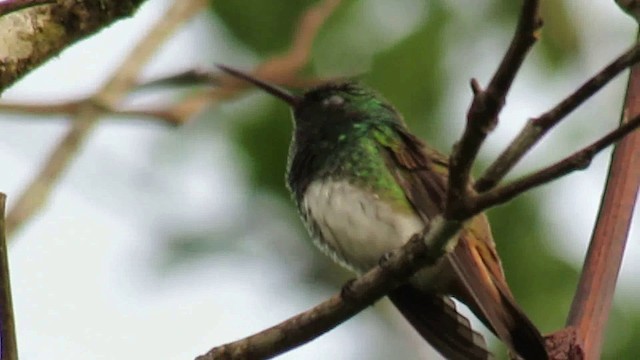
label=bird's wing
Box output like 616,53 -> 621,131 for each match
376,126 -> 547,360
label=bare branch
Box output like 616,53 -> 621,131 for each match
0,100 -> 82,115
0,99 -> 186,126
137,69 -> 222,89
566,32 -> 640,359
470,113 -> 640,212
0,193 -> 17,360
476,41 -> 640,191
544,327 -> 584,360
446,0 -> 541,217
0,0 -> 53,17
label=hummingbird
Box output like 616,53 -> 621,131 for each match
218,65 -> 548,360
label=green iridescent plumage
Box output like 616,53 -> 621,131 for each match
287,82 -> 415,211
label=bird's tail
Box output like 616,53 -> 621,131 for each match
388,285 -> 494,360
449,233 -> 548,360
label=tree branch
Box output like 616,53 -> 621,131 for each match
0,0 -> 149,92
446,0 -> 542,217
0,70 -> 326,126
565,27 -> 640,359
0,193 -> 17,360
470,113 -> 640,212
0,0 -> 53,17
476,41 -> 640,191
0,98 -> 186,126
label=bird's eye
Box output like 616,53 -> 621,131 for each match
322,95 -> 344,107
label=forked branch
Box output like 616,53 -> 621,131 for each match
477,41 -> 640,191
446,0 -> 542,216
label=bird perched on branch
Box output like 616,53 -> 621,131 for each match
218,65 -> 548,360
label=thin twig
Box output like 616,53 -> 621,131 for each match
139,68 -> 326,90
0,0 -> 53,17
217,0 -> 343,93
566,29 -> 640,359
470,114 -> 640,212
0,100 -> 81,115
0,0 -> 342,131
0,70 -> 327,126
120,0 -> 345,133
446,0 -> 541,217
0,99 -> 185,126
137,69 -> 221,89
0,193 -> 17,360
5,0 -> 207,238
476,41 -> 640,191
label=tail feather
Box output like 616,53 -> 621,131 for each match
495,280 -> 548,360
449,248 -> 548,360
388,285 -> 494,360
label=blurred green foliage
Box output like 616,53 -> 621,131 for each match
179,0 -> 638,358
365,2 -> 449,137
213,0 -> 319,55
232,100 -> 293,198
489,0 -> 581,67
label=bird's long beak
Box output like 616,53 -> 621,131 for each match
217,64 -> 301,107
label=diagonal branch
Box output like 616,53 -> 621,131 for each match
476,41 -> 640,191
0,70 -> 326,126
0,193 -> 17,360
0,99 -> 187,126
0,0 -> 53,17
446,0 -> 542,217
565,28 -> 640,359
0,0 -> 342,131
470,114 -> 640,212
216,0 -> 343,92
4,0 -> 207,238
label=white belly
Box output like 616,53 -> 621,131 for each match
302,179 -> 425,273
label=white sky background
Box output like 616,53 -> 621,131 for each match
0,0 -> 638,359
